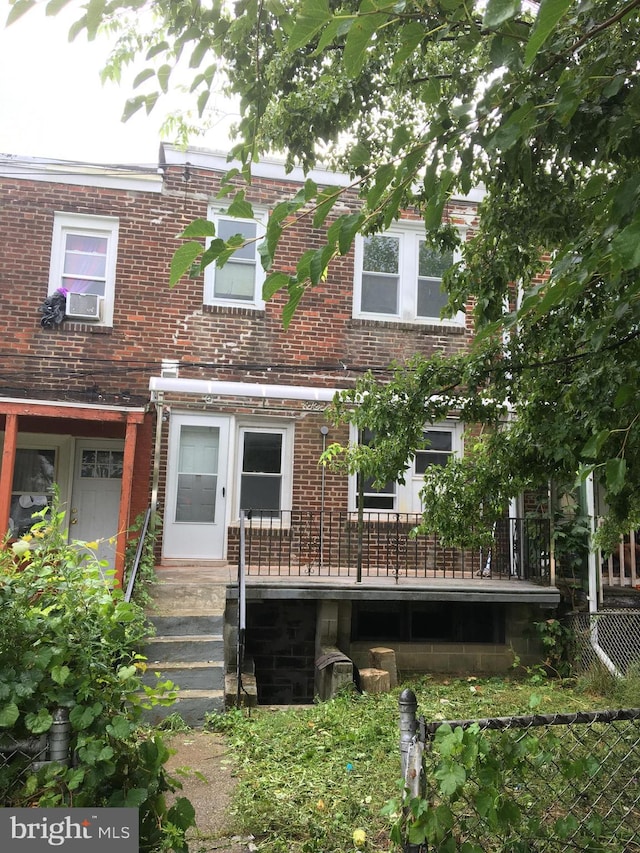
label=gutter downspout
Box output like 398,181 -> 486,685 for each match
585,473 -> 621,677
150,392 -> 165,532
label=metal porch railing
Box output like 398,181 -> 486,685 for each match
230,513 -> 551,583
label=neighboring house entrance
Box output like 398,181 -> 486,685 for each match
163,414 -> 230,560
71,440 -> 125,568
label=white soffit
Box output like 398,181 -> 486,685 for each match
149,376 -> 343,402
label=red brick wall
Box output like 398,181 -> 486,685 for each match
0,163 -> 475,404
1,157 -> 481,560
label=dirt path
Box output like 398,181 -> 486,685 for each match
165,730 -> 252,853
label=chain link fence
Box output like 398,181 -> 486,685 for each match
569,610 -> 640,676
400,693 -> 640,852
0,709 -> 70,801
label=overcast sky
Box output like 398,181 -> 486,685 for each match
0,0 -> 237,165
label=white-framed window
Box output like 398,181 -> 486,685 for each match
353,224 -> 464,325
236,424 -> 293,519
204,208 -> 267,309
48,212 -> 119,326
350,422 -> 462,513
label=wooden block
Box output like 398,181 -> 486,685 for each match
369,646 -> 398,688
359,667 -> 391,694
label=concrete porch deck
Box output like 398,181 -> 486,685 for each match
153,564 -> 560,605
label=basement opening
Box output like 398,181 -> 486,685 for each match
245,600 -> 317,705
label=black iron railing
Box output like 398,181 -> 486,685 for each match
233,512 -> 551,583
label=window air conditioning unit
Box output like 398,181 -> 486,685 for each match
66,292 -> 101,320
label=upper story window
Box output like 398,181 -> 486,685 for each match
204,209 -> 267,309
353,225 -> 463,325
49,212 -> 119,326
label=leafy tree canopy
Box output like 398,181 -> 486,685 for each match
8,0 -> 640,547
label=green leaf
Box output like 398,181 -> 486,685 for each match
189,38 -> 210,68
283,284 -> 305,329
200,239 -> 226,271
51,664 -> 71,685
487,103 -> 535,153
391,22 -> 425,72
146,40 -> 169,60
315,16 -> 347,53
605,457 -> 627,495
614,384 -> 635,409
343,9 -> 380,78
0,702 -> 19,728
169,242 -> 204,286
85,0 -> 107,40
122,787 -> 150,808
167,797 -> 196,832
313,186 -> 342,228
180,219 -> 216,238
435,760 -> 466,795
611,214 -> 640,270
582,430 -> 610,459
309,245 -> 335,285
69,702 -> 102,730
524,0 -> 572,68
6,0 -> 36,25
157,64 -> 172,94
133,68 -> 155,89
263,272 -> 290,300
106,715 -> 133,739
25,708 -> 53,734
117,665 -> 137,682
197,89 -> 210,119
227,193 -> 254,219
122,96 -> 146,121
288,0 -> 331,52
349,142 -> 371,169
482,0 -> 521,30
45,0 -> 74,15
327,212 -> 364,256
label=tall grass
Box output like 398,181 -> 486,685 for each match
205,675 -> 625,853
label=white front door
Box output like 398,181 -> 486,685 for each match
71,440 -> 124,568
163,414 -> 230,560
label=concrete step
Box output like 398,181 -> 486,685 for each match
144,635 -> 224,663
148,579 -> 228,617
142,661 -> 224,691
147,614 -> 224,636
225,672 -> 258,708
143,689 -> 225,727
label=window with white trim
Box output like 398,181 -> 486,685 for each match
350,422 -> 462,513
353,225 -> 463,325
204,209 -> 267,308
49,212 -> 119,326
237,424 -> 293,519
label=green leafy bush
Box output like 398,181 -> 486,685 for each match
0,504 -> 195,851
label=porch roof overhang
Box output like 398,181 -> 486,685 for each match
0,397 -> 147,422
149,376 -> 343,403
0,397 -> 147,588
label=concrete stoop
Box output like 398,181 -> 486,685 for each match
141,571 -> 231,727
224,659 -> 259,708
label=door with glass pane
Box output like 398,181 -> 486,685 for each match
9,448 -> 57,538
163,415 -> 230,560
71,440 -> 124,568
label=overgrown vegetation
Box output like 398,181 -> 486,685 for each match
124,510 -> 159,607
0,504 -> 195,851
206,675 -> 633,853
